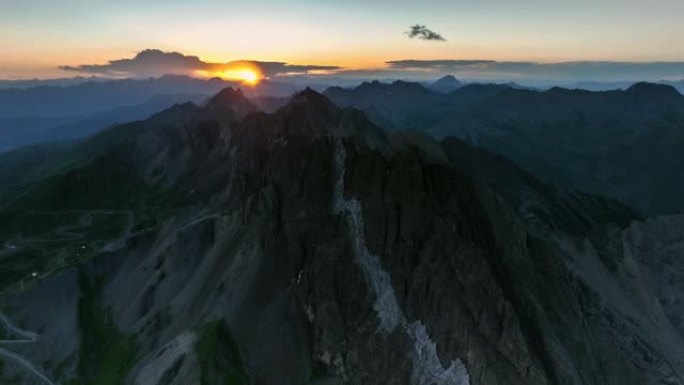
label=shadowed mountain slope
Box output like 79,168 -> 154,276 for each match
0,89 -> 681,385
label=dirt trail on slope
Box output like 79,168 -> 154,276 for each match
0,310 -> 57,385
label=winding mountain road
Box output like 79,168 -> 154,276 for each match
0,209 -> 138,384
0,310 -> 57,385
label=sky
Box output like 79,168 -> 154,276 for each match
2,0 -> 684,81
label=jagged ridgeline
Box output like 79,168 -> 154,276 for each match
0,87 -> 682,385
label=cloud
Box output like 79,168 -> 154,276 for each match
405,25 -> 446,41
57,49 -> 684,84
244,61 -> 341,77
60,49 -> 342,78
386,59 -> 684,81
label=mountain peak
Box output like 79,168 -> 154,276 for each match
627,82 -> 681,98
290,87 -> 330,101
287,87 -> 338,114
253,87 -> 387,148
390,80 -> 429,91
203,87 -> 256,122
356,80 -> 384,91
429,75 -> 462,92
353,80 -> 431,94
208,87 -> 246,104
434,75 -> 461,86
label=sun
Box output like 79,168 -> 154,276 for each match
216,68 -> 261,85
234,69 -> 259,85
195,65 -> 262,85
215,67 -> 262,85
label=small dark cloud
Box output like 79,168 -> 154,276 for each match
405,25 -> 446,41
60,49 -> 342,78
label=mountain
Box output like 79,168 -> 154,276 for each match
0,75 -> 231,117
325,82 -> 514,132
0,75 -> 231,153
0,93 -> 209,152
0,76 -> 109,90
0,75 -> 309,152
662,79 -> 684,94
560,80 -> 684,93
561,80 -> 634,91
428,75 -> 462,93
0,88 -> 683,385
251,95 -> 292,113
325,81 -> 442,131
0,141 -> 76,202
325,81 -> 684,216
0,75 -> 305,118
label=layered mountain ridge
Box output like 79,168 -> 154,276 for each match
325,80 -> 684,216
0,87 -> 682,385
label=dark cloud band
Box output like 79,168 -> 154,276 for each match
60,49 -> 342,78
386,59 -> 684,80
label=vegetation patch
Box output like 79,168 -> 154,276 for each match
194,320 -> 249,385
66,272 -> 137,385
0,210 -> 132,295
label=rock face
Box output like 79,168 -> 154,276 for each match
0,88 -> 683,385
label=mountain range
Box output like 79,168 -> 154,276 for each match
325,80 -> 684,216
0,75 -> 313,152
0,86 -> 683,385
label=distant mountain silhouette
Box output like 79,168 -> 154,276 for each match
0,93 -> 209,152
325,80 -> 684,216
626,81 -> 682,99
0,76 -> 109,90
0,75 -> 310,152
561,79 -> 684,93
428,75 -> 462,92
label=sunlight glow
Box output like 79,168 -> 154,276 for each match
220,68 -> 260,84
195,64 -> 263,85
